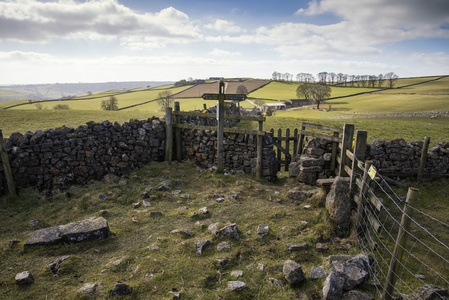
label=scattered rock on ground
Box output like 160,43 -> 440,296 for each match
170,228 -> 194,237
225,281 -> 248,291
414,284 -> 448,300
287,242 -> 308,253
109,282 -> 132,297
219,223 -> 240,240
257,224 -> 269,239
231,270 -> 243,278
283,260 -> 305,287
77,283 -> 100,296
195,240 -> 211,255
25,217 -> 109,246
217,241 -> 232,251
342,290 -> 375,300
15,271 -> 34,285
323,273 -> 344,300
325,177 -> 351,237
287,187 -> 316,201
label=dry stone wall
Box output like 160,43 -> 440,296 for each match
366,138 -> 449,175
0,114 -> 278,194
1,118 -> 166,194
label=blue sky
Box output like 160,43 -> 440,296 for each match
0,0 -> 448,84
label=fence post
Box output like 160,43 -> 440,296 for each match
165,107 -> 173,162
330,131 -> 339,172
296,123 -> 306,155
0,130 -> 17,197
216,81 -> 225,174
417,136 -> 430,181
350,130 -> 367,194
285,128 -> 290,171
174,102 -> 182,162
256,120 -> 263,179
293,128 -> 298,157
355,160 -> 372,232
338,123 -> 355,177
277,128 -> 282,171
382,187 -> 419,300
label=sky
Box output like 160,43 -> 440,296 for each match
0,0 -> 448,85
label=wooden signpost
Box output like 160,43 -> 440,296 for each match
201,81 -> 247,174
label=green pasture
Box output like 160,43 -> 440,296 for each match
382,76 -> 449,94
249,81 -> 380,101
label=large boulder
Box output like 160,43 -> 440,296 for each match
325,177 -> 351,237
323,273 -> 344,300
25,217 -> 109,246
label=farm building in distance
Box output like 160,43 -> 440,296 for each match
284,99 -> 312,109
261,103 -> 286,111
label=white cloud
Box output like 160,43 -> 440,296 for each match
0,0 -> 201,46
408,52 -> 449,66
208,48 -> 240,57
204,19 -> 243,34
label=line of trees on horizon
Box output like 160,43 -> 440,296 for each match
272,71 -> 399,89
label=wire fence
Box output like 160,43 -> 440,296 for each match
353,156 -> 449,299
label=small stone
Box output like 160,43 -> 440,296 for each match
257,263 -> 267,271
195,240 -> 211,255
149,211 -> 163,217
170,228 -> 194,237
287,242 -> 309,253
174,181 -> 185,188
219,223 -> 240,240
310,267 -> 327,279
132,202 -> 141,208
323,274 -> 344,300
415,274 -> 426,280
9,240 -> 19,247
140,192 -> 150,199
257,224 -> 269,239
414,284 -> 448,300
99,210 -> 108,216
98,193 -> 109,201
231,270 -> 243,278
199,207 -> 209,214
109,282 -> 132,297
15,271 -> 34,285
225,281 -> 248,292
342,290 -> 375,300
303,205 -> 312,210
147,244 -> 160,251
181,194 -> 190,199
156,180 -> 171,191
216,197 -> 225,203
142,200 -> 151,207
268,278 -> 285,288
78,283 -> 99,295
316,243 -> 329,252
217,241 -> 232,251
216,258 -> 229,266
28,219 -> 40,229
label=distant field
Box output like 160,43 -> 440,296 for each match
174,79 -> 270,98
249,81 -> 380,101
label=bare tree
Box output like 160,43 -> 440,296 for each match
101,96 -> 118,111
317,72 -> 328,84
158,90 -> 173,110
377,74 -> 385,88
329,72 -> 337,85
385,72 -> 399,88
369,75 -> 378,88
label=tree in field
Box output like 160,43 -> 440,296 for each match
101,96 -> 118,111
296,83 -> 311,100
236,85 -> 248,94
309,84 -> 331,109
377,74 -> 385,88
158,90 -> 173,110
385,72 -> 399,88
317,72 -> 328,84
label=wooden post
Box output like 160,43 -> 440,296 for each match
216,81 -> 225,174
285,128 -> 290,171
350,130 -> 367,194
277,128 -> 282,171
330,131 -> 339,172
203,103 -> 207,111
174,102 -> 182,162
256,120 -> 263,179
293,128 -> 298,157
382,187 -> 419,300
165,107 -> 173,162
355,160 -> 373,232
417,136 -> 430,181
296,123 -> 306,155
338,124 -> 355,177
0,130 -> 17,197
